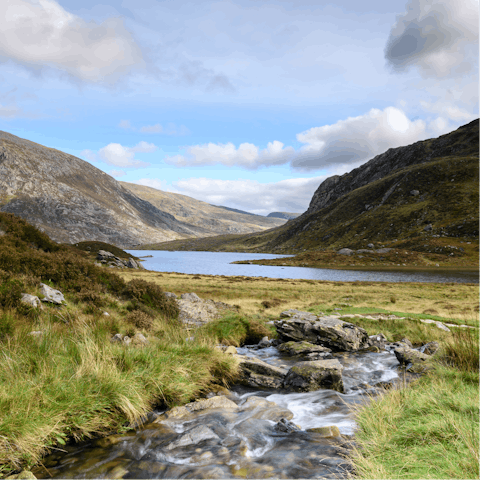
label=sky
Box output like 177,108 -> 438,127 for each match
0,0 -> 478,216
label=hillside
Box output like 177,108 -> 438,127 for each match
139,120 -> 479,267
121,182 -> 285,235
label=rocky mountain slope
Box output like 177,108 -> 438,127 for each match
0,132 -> 214,246
121,182 -> 285,235
141,119 -> 479,255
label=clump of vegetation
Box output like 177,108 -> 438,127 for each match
198,313 -> 273,346
125,310 -> 154,331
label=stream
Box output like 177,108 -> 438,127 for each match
34,344 -> 405,479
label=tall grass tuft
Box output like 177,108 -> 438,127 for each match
439,327 -> 479,373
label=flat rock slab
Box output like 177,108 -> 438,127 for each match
278,341 -> 332,358
284,359 -> 344,393
275,313 -> 370,352
236,355 -> 287,389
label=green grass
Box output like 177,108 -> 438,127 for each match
197,313 -> 275,346
0,311 -> 237,476
352,328 -> 479,479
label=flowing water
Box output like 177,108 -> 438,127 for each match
35,345 -> 405,479
127,250 -> 479,284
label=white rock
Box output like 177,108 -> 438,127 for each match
40,283 -> 65,305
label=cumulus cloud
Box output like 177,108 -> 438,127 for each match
0,0 -> 144,83
135,176 -> 326,216
165,140 -> 295,169
291,107 -> 428,171
82,141 -> 156,167
385,0 -> 479,78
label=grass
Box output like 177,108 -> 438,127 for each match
118,270 -> 479,326
351,328 -> 479,479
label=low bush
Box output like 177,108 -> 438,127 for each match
125,310 -> 154,331
0,279 -> 23,309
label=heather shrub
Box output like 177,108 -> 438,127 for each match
0,279 -> 23,309
125,310 -> 153,330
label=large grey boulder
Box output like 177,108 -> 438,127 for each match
283,359 -> 344,393
40,283 -> 65,305
236,355 -> 287,389
275,313 -> 370,352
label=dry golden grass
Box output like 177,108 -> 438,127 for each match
118,270 -> 479,325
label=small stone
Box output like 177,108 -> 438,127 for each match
367,243 -> 374,249
164,292 -> 177,299
28,331 -> 43,337
110,333 -> 124,343
424,224 -> 433,231
410,190 -> 420,196
103,311 -> 110,316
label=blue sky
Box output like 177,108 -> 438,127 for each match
0,0 -> 478,215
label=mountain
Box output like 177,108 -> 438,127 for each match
139,119 -> 479,253
121,182 -> 285,235
267,212 -> 301,220
0,132 -> 285,247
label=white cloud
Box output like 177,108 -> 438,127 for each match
165,140 -> 295,169
0,0 -> 144,83
291,107 -> 428,171
135,176 -> 327,216
385,0 -> 479,78
83,141 -> 157,167
109,169 -> 126,177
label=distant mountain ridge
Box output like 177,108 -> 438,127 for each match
121,182 -> 285,235
267,212 -> 301,220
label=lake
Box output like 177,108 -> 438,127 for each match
126,250 -> 479,284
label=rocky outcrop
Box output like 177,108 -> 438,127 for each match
275,311 -> 370,351
97,250 -> 142,269
283,359 -> 344,393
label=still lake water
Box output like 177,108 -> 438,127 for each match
127,250 -> 478,284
